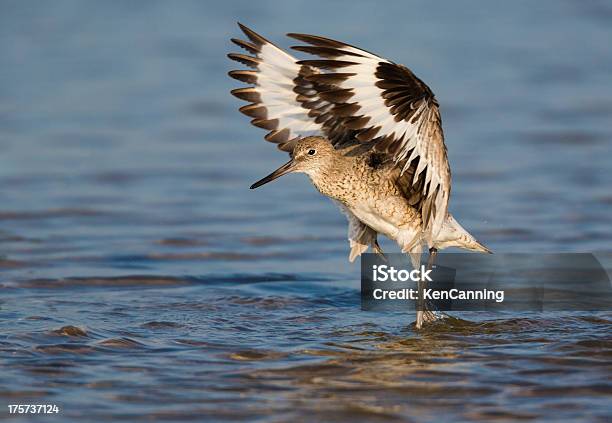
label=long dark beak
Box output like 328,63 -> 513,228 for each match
250,159 -> 296,189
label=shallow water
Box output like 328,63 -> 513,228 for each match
1,1 -> 611,421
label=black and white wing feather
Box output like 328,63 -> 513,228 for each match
288,33 -> 451,240
228,24 -> 356,151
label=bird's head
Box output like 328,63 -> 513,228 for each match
250,136 -> 336,189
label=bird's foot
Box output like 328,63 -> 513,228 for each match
415,246 -> 442,330
415,308 -> 448,329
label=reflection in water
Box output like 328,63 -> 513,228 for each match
1,0 -> 611,421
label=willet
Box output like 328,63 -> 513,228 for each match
228,23 -> 491,328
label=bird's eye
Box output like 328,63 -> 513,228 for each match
307,149 -> 316,156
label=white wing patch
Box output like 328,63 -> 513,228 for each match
228,24 -> 323,151
257,45 -> 320,136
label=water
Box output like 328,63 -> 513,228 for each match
1,1 -> 611,421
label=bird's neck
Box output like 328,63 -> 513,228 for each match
307,157 -> 356,202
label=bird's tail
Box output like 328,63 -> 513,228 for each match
435,214 -> 491,253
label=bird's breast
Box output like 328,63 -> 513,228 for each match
309,162 -> 419,239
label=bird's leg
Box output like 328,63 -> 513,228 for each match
427,246 -> 438,269
416,247 -> 438,329
372,238 -> 387,262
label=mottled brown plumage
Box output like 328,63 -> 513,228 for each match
249,137 -> 489,267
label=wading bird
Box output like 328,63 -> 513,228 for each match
228,23 -> 491,327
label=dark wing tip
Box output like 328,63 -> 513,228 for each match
290,45 -> 342,59
265,128 -> 291,144
251,118 -> 279,130
237,22 -> 270,47
227,53 -> 261,68
296,59 -> 358,70
230,87 -> 262,103
291,45 -> 363,58
227,70 -> 258,84
239,104 -> 267,119
231,38 -> 259,54
287,33 -> 348,49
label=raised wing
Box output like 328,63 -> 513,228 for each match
288,33 -> 451,240
228,23 -> 358,152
